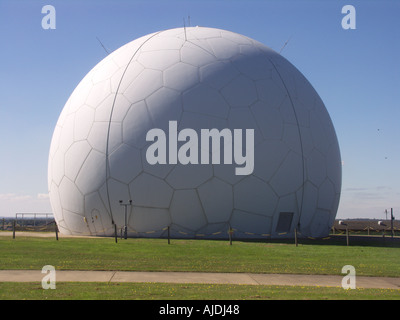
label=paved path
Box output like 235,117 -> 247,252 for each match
1,270 -> 400,289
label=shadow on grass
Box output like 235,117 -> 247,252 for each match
233,234 -> 400,248
164,234 -> 400,248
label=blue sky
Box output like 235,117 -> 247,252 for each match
0,0 -> 399,218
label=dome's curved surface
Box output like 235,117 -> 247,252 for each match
48,27 -> 341,238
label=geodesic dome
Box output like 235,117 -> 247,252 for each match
48,26 -> 341,239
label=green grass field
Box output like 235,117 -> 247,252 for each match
1,234 -> 399,299
1,235 -> 400,276
1,282 -> 400,300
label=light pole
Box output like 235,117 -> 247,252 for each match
391,208 -> 395,238
119,200 -> 132,239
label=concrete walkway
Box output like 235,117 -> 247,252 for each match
1,270 -> 400,289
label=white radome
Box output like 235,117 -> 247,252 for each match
48,27 -> 341,239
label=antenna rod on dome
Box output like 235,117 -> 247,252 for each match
279,36 -> 292,54
96,36 -> 110,54
183,18 -> 187,41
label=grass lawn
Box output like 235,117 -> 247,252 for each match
0,235 -> 400,277
0,234 -> 399,300
1,282 -> 399,300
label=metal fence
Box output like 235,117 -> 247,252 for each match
2,215 -> 399,247
1,213 -> 55,232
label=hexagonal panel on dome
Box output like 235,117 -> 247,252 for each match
140,34 -> 184,51
269,151 -> 303,196
234,176 -> 278,216
253,139 -> 289,183
220,75 -> 257,108
207,37 -> 240,60
199,60 -> 239,90
308,209 -> 331,238
62,209 -> 87,234
64,140 -> 91,182
188,26 -> 222,40
198,177 -> 233,223
114,61 -> 144,93
299,181 -> 319,227
75,149 -> 106,195
231,52 -> 273,81
306,148 -> 327,187
182,83 -> 230,118
50,149 -> 65,186
317,178 -> 336,211
57,113 -> 75,153
255,77 -> 287,109
95,93 -> 130,123
309,111 -> 331,156
85,79 -> 111,109
145,87 -> 183,131
59,177 -> 84,215
230,210 -> 272,235
166,163 -> 213,190
107,122 -> 123,155
129,173 -> 173,208
279,97 -> 298,126
123,68 -> 163,103
326,144 -> 342,194
180,41 -> 216,67
130,207 -> 171,233
170,189 -> 207,231
163,62 -> 199,92
251,100 -> 284,140
227,108 -> 262,145
74,105 -> 95,141
87,121 -> 108,154
109,143 -> 142,184
137,49 -> 180,71
94,94 -> 115,122
49,182 -> 61,219
179,111 -> 228,132
122,100 -> 154,149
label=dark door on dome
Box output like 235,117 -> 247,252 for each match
276,212 -> 294,233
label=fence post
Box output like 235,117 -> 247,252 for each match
12,220 -> 16,239
228,226 -> 233,246
114,224 -> 118,243
55,223 -> 58,241
294,228 -> 298,247
167,226 -> 170,245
